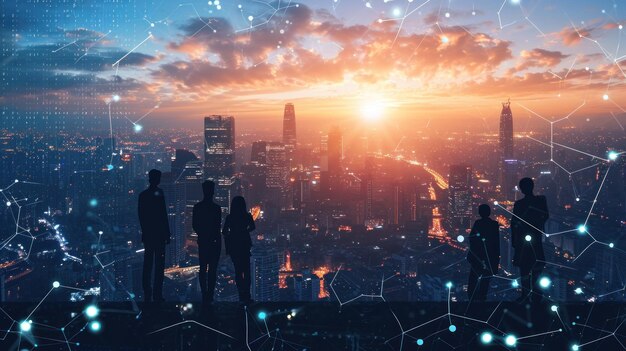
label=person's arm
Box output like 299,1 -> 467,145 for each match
247,214 -> 256,232
160,193 -> 170,244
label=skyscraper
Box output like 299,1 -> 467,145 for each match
322,126 -> 343,193
282,103 -> 296,154
204,115 -> 236,209
448,164 -> 473,229
499,100 -> 517,200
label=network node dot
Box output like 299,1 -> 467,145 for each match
609,243 -> 614,248
85,305 -> 99,318
134,124 -> 143,132
577,225 -> 586,234
5,201 -> 10,207
445,12 -> 450,18
248,15 -> 254,21
539,277 -> 551,289
89,199 -> 98,207
89,321 -> 101,332
457,235 -> 464,243
446,281 -> 453,289
53,281 -> 60,288
603,94 -> 609,101
574,287 -> 583,294
505,335 -> 517,346
551,305 -> 558,312
608,151 -> 619,161
416,339 -> 424,345
258,311 -> 267,320
20,320 -> 32,332
112,94 -> 121,102
512,280 -> 519,288
480,332 -> 493,344
525,235 -> 532,242
572,345 -> 579,351
449,324 -> 456,332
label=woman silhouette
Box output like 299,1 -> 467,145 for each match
223,196 -> 256,303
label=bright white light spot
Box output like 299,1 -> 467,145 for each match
445,12 -> 450,18
20,321 -> 32,332
603,94 -> 609,101
457,235 -> 464,243
89,321 -> 101,332
107,164 -> 114,171
572,345 -> 579,351
481,332 -> 493,344
608,151 -> 619,161
53,281 -> 60,288
539,277 -> 551,289
620,25 -> 623,30
85,305 -> 99,318
360,100 -> 386,122
551,305 -> 558,312
510,0 -> 521,4
365,2 -> 372,8
505,335 -> 517,346
512,280 -> 519,288
575,197 -> 580,202
525,235 -> 532,242
134,124 -> 143,133
441,35 -> 449,43
392,7 -> 402,17
445,281 -> 453,289
609,243 -> 614,248
574,287 -> 583,295
248,15 -> 254,21
5,201 -> 10,207
112,94 -> 120,102
493,201 -> 498,205
577,225 -> 586,234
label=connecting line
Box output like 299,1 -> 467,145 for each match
234,1 -> 301,33
147,320 -> 236,339
585,165 -> 610,225
497,0 -> 518,29
329,265 -> 397,306
111,33 -> 153,73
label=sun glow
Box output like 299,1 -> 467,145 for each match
360,100 -> 387,122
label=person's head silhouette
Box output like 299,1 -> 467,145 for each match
519,177 -> 534,196
230,196 -> 247,216
202,180 -> 215,200
148,169 -> 161,187
478,204 -> 491,218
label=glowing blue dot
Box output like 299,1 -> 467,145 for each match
134,124 -> 143,132
248,15 -> 254,21
457,235 -> 465,243
480,332 -> 493,344
572,345 -> 579,351
446,281 -> 453,289
609,243 -> 614,248
505,335 -> 517,346
551,305 -> 558,312
416,339 -> 424,345
577,225 -> 586,234
257,311 -> 267,320
89,199 -> 98,207
449,324 -> 456,332
608,151 -> 619,161
512,280 -> 519,288
574,287 -> 583,294
20,321 -> 32,332
53,281 -> 60,288
539,277 -> 551,289
525,235 -> 532,242
107,164 -> 114,171
85,305 -> 99,318
89,321 -> 101,332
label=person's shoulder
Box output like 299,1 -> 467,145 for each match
211,202 -> 221,211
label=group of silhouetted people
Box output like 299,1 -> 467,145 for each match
139,169 -> 549,304
466,177 -> 549,303
138,169 -> 255,304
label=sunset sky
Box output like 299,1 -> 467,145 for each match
1,0 -> 625,132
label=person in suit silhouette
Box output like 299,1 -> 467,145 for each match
192,181 -> 222,303
223,196 -> 255,303
511,177 -> 549,302
138,169 -> 170,302
467,204 -> 500,301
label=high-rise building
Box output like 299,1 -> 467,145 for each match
282,103 -> 296,155
183,159 -> 204,254
161,172 -> 186,267
204,115 -> 236,209
265,142 -> 287,189
322,126 -> 343,193
171,149 -> 198,181
499,100 -> 516,200
251,247 -> 280,301
251,141 -> 268,164
448,164 -> 473,229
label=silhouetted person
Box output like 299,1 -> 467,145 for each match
192,181 -> 222,303
138,169 -> 171,303
223,196 -> 255,303
467,204 -> 500,301
511,177 -> 549,302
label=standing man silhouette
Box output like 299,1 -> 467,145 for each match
138,169 -> 171,303
467,204 -> 500,301
192,181 -> 222,303
511,177 -> 549,302
223,196 -> 255,304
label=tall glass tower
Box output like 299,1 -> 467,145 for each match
204,115 -> 236,209
282,103 -> 296,154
